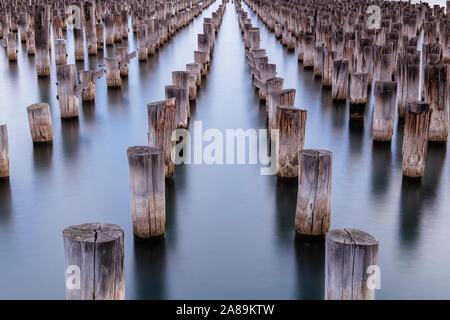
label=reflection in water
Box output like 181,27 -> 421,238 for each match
37,76 -> 51,102
61,118 -> 80,160
330,100 -> 346,131
394,120 -> 405,168
133,240 -> 167,300
294,239 -> 325,300
348,120 -> 364,157
371,142 -> 392,199
399,177 -> 423,248
82,101 -> 96,123
0,179 -> 12,223
275,179 -> 297,245
422,143 -> 446,201
32,142 -> 53,171
165,177 -> 177,237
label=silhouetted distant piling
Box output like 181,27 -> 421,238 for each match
325,229 -> 378,300
127,146 -> 165,240
27,103 -> 53,143
295,150 -> 332,238
63,223 -> 125,300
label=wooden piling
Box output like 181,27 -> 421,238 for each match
0,124 -> 9,178
402,101 -> 432,178
56,64 -> 79,118
276,106 -> 307,179
268,89 -> 296,133
137,24 -> 148,61
325,228 -> 378,300
27,103 -> 53,143
372,81 -> 397,142
105,57 -> 122,87
96,23 -> 104,50
322,50 -> 336,87
127,146 -> 165,240
147,99 -> 177,178
349,72 -> 369,119
63,223 -> 125,300
54,39 -> 67,66
332,59 -> 349,101
186,63 -> 202,86
295,149 -> 332,238
35,5 -> 50,76
165,85 -> 188,129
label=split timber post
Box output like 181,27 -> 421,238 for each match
116,47 -> 129,76
402,101 -> 432,178
325,229 -> 378,300
268,89 -> 296,134
105,57 -> 122,87
331,59 -> 349,101
104,13 -> 114,46
77,69 -> 104,101
165,85 -> 188,129
63,223 -> 125,300
56,64 -> 79,118
35,4 -> 50,76
127,146 -> 165,240
147,98 -> 177,178
303,33 -> 314,68
27,103 -> 53,143
26,30 -> 35,55
0,124 -> 9,178
349,73 -> 369,119
276,106 -> 307,179
372,81 -> 397,142
295,149 -> 332,238
313,45 -> 324,77
194,51 -> 209,76
423,63 -> 449,142
54,39 -> 68,66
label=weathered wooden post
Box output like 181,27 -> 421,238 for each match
0,124 -> 8,179
265,77 -> 284,114
172,71 -> 191,116
5,32 -> 18,61
74,23 -> 85,61
303,33 -> 314,68
402,101 -> 432,178
56,64 -> 79,118
104,13 -> 115,45
295,149 -> 332,238
105,57 -> 122,87
84,1 -> 98,54
114,12 -> 123,42
63,223 -> 125,300
26,30 -> 35,55
325,229 -> 378,300
322,50 -> 336,87
35,5 -> 50,76
332,59 -> 349,100
147,98 -> 177,178
27,103 -> 53,143
314,45 -> 324,77
127,146 -> 166,240
18,12 -> 28,42
54,39 -> 68,66
165,85 -> 189,129
268,89 -> 296,133
372,81 -> 397,142
349,73 -> 369,119
96,23 -> 104,50
186,63 -> 202,86
276,106 -> 307,179
137,24 -> 148,60
194,51 -> 209,76
423,63 -> 449,142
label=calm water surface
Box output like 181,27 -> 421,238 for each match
0,1 -> 449,299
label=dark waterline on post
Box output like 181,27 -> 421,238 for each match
0,1 -> 449,299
